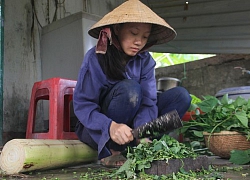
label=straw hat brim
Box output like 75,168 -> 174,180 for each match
88,0 -> 177,45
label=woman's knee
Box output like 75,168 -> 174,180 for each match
157,86 -> 191,117
174,86 -> 192,104
115,79 -> 142,103
101,79 -> 142,124
158,86 -> 191,103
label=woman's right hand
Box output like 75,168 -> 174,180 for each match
109,121 -> 134,145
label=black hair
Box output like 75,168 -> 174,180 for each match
97,44 -> 127,81
97,24 -> 129,82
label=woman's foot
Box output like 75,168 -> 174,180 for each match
100,150 -> 126,167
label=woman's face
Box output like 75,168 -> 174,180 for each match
114,23 -> 152,56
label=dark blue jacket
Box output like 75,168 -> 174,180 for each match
73,46 -> 157,158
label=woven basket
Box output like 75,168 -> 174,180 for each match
203,131 -> 250,159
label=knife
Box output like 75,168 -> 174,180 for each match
131,110 -> 182,139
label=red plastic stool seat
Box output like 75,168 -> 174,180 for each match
26,77 -> 78,140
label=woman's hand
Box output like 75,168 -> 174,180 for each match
109,121 -> 134,145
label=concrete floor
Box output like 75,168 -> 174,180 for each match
0,156 -> 249,180
208,156 -> 250,180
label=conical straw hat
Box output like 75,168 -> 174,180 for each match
88,0 -> 176,45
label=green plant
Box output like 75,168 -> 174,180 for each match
107,135 -> 230,179
230,149 -> 250,165
180,94 -> 250,141
190,94 -> 202,105
150,52 -> 215,68
111,135 -> 198,179
180,94 -> 250,165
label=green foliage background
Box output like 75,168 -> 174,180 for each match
150,52 -> 215,68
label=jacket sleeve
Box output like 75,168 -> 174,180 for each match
73,48 -> 112,156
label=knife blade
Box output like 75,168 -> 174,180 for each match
131,110 -> 182,139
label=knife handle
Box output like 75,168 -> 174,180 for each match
131,129 -> 139,139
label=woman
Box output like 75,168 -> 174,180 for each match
73,0 -> 191,167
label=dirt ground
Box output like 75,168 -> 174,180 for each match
0,156 -> 249,180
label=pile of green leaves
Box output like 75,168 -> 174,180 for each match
180,94 -> 250,141
111,135 -> 199,179
69,135 -> 226,179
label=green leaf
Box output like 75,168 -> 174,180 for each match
234,96 -> 247,106
170,146 -> 181,153
172,172 -> 177,180
193,130 -> 204,137
196,97 -> 218,113
190,141 -> 201,148
179,126 -> 189,133
247,99 -> 250,108
235,111 -> 249,127
220,94 -> 229,105
137,162 -> 151,171
179,167 -> 189,174
229,150 -> 250,165
114,158 -> 133,176
153,142 -> 162,151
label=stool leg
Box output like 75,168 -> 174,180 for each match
63,94 -> 71,132
26,86 -> 50,139
26,90 -> 37,138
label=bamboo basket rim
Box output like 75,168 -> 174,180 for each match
203,131 -> 245,136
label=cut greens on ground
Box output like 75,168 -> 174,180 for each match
110,135 -> 220,179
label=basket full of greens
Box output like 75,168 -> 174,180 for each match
180,94 -> 250,159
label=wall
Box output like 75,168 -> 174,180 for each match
2,0 -> 123,145
3,0 -> 41,143
155,54 -> 250,99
